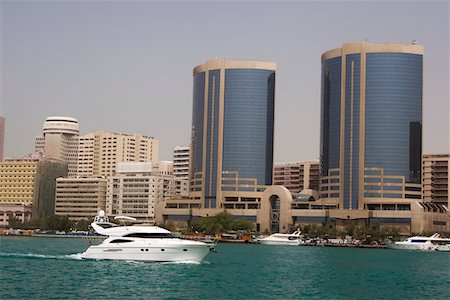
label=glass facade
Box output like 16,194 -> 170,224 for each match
191,72 -> 205,182
204,70 -> 220,208
365,53 -> 422,185
343,54 -> 361,209
320,57 -> 341,176
191,63 -> 276,208
223,69 -> 275,187
320,46 -> 423,207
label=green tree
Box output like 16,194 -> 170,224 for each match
191,212 -> 254,234
7,213 -> 23,229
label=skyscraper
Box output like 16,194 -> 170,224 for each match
320,41 -> 423,210
190,58 -> 276,208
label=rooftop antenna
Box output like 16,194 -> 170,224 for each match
412,39 -> 417,45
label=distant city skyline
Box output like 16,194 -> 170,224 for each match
1,1 -> 449,161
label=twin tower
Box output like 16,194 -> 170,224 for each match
190,42 -> 423,210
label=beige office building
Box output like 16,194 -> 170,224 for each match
35,116 -> 79,177
55,177 -> 107,221
274,161 -> 320,194
423,154 -> 449,205
0,154 -> 67,224
76,131 -> 159,178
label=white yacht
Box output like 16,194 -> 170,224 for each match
386,233 -> 450,252
258,230 -> 303,246
81,211 -> 216,262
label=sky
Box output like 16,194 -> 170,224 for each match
1,0 -> 449,162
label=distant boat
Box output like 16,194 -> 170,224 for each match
258,230 -> 303,246
386,233 -> 450,252
81,211 -> 216,262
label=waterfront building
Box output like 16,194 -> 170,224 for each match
274,161 -> 320,194
106,162 -> 162,222
55,177 -> 107,221
0,116 -> 4,162
173,146 -> 190,180
76,131 -> 159,178
35,116 -> 79,177
159,52 -> 448,234
320,41 -> 423,209
0,154 -> 68,224
423,154 -> 449,205
189,58 -> 276,209
0,204 -> 32,226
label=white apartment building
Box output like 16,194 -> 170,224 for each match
173,146 -> 190,180
76,132 -> 159,178
106,162 -> 163,222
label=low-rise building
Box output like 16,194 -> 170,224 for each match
0,154 -> 68,225
55,177 -> 107,221
106,162 -> 163,222
173,146 -> 190,180
423,154 -> 449,206
274,161 -> 320,193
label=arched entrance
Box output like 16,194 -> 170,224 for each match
259,186 -> 293,233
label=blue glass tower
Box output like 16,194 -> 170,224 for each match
320,42 -> 423,209
190,59 -> 276,208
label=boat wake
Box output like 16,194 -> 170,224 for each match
0,252 -> 84,260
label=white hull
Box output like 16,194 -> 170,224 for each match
387,242 -> 436,251
259,240 -> 301,246
386,233 -> 450,252
258,230 -> 303,246
81,239 -> 214,262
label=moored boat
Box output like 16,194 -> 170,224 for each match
386,233 -> 450,252
258,230 -> 303,246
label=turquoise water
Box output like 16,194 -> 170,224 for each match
1,237 -> 449,299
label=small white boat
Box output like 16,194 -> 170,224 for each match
258,230 -> 303,246
386,233 -> 450,252
81,211 -> 216,262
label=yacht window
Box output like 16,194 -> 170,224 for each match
123,233 -> 174,239
110,239 -> 133,243
410,239 -> 427,243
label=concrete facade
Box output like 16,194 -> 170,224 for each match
0,154 -> 68,221
173,146 -> 190,180
274,161 -> 320,194
35,116 -> 79,177
0,204 -> 32,227
106,164 -> 163,223
76,131 -> 159,178
423,154 -> 449,205
55,177 -> 107,221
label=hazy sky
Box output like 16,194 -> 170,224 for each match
1,0 -> 449,161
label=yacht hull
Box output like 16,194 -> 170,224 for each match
259,240 -> 301,246
81,238 -> 215,262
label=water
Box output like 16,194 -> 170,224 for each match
1,237 -> 449,299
